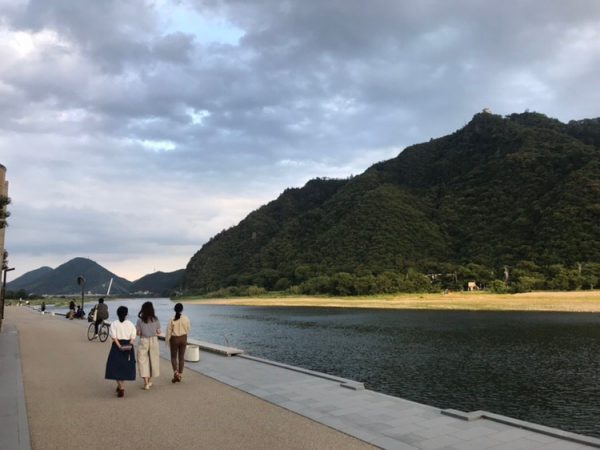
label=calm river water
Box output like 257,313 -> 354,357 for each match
58,298 -> 600,437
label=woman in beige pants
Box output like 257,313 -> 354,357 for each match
135,302 -> 161,390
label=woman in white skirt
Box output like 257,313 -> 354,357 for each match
136,301 -> 161,390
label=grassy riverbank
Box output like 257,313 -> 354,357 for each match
182,290 -> 600,312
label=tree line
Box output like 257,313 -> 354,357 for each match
187,261 -> 600,297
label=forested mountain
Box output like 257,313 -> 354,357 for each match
7,266 -> 53,290
8,257 -> 132,295
130,269 -> 184,296
8,258 -> 185,296
185,111 -> 600,295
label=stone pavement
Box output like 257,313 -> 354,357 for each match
5,306 -> 600,450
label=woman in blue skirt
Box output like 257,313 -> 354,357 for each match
105,306 -> 137,397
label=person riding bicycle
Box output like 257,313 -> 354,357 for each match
93,298 -> 109,337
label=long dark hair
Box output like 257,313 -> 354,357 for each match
138,301 -> 157,323
174,303 -> 183,321
117,306 -> 128,323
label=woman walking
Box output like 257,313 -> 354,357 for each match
165,303 -> 191,383
105,306 -> 136,397
136,301 -> 161,390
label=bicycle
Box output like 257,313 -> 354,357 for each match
87,320 -> 110,342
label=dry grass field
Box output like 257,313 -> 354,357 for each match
184,290 -> 600,312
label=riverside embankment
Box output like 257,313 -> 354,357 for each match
3,306 -> 600,449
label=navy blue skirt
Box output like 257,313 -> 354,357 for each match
105,339 -> 136,381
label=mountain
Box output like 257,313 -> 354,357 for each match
6,266 -> 53,290
8,258 -> 186,296
130,269 -> 185,295
184,111 -> 600,294
8,257 -> 132,295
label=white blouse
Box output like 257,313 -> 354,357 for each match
109,319 -> 137,341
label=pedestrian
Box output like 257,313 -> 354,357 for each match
136,301 -> 161,390
93,298 -> 109,338
40,301 -> 46,313
165,303 -> 191,383
105,306 -> 136,397
67,300 -> 76,319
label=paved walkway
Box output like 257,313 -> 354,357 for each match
4,306 -> 600,450
2,307 -> 372,450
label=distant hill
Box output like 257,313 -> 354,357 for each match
7,266 -> 53,290
130,269 -> 184,295
8,257 -> 132,295
184,111 -> 600,294
8,258 -> 185,296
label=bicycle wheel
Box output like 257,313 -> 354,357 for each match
99,323 -> 109,342
87,323 -> 96,341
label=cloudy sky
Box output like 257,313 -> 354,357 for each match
1,0 -> 600,281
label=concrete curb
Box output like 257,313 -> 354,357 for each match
442,409 -> 600,448
0,323 -> 32,450
238,354 -> 365,390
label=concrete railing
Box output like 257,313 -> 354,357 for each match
442,409 -> 600,448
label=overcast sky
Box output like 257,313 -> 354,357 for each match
1,0 -> 600,281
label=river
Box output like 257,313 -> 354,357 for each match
53,298 -> 600,438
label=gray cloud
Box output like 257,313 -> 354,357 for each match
1,0 -> 600,279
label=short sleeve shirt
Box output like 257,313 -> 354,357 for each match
110,320 -> 137,340
136,318 -> 161,337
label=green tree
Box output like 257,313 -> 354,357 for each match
273,277 -> 290,291
354,274 -> 376,295
331,272 -> 355,296
0,195 -> 9,232
489,280 -> 508,293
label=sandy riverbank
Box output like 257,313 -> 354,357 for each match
182,290 -> 600,312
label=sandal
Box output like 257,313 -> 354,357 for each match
117,388 -> 124,398
172,372 -> 179,383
